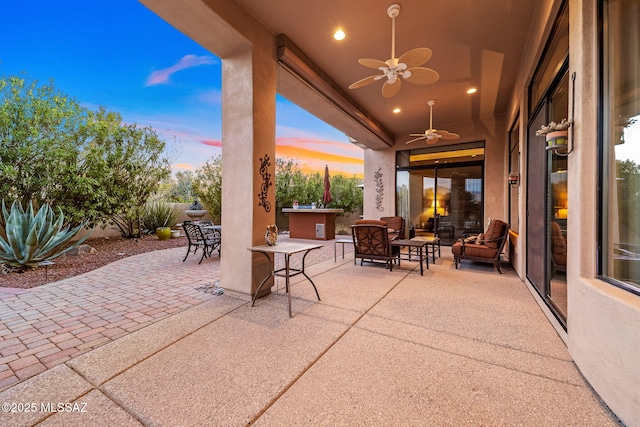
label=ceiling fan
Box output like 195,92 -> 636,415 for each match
348,3 -> 439,98
406,100 -> 460,144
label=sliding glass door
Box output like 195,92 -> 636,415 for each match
398,162 -> 484,245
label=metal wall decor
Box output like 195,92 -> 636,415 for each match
258,154 -> 272,212
374,167 -> 384,211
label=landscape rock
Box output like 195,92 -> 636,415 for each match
68,244 -> 97,256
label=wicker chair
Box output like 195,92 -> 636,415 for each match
451,219 -> 510,274
351,220 -> 399,270
182,223 -> 221,264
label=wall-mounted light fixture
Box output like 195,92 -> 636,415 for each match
508,172 -> 520,187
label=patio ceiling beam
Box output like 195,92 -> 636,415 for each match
276,34 -> 394,149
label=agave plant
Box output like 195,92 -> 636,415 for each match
0,201 -> 91,269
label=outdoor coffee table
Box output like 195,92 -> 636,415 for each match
248,242 -> 323,317
391,239 -> 429,275
410,236 -> 441,263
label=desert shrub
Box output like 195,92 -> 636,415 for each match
142,200 -> 180,233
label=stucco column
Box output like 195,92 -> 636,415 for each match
220,47 -> 276,299
363,147 -> 396,219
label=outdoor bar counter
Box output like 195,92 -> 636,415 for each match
282,208 -> 343,240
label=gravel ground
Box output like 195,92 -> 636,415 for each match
0,235 -> 188,289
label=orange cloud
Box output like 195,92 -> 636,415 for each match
275,145 -> 362,166
276,136 -> 363,156
172,163 -> 196,171
146,54 -> 216,86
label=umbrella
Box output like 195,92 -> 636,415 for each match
323,164 -> 332,205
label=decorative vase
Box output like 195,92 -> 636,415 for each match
156,227 -> 172,240
265,224 -> 278,246
170,230 -> 180,239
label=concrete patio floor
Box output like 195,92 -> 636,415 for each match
0,237 -> 621,426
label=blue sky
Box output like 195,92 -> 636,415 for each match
0,1 -> 363,176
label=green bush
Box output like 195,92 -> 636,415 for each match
0,200 -> 90,269
142,200 -> 180,233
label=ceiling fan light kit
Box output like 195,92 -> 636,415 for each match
348,3 -> 439,98
406,100 -> 460,145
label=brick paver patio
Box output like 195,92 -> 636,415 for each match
0,234 -> 353,391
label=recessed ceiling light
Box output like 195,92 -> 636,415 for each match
334,29 -> 345,41
467,88 -> 477,94
393,108 -> 401,113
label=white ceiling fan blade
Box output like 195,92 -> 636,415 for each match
406,136 -> 427,144
437,130 -> 460,140
382,78 -> 401,98
404,67 -> 440,85
398,47 -> 432,68
358,58 -> 388,69
349,75 -> 379,89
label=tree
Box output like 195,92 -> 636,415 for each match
616,159 -> 640,240
193,155 -> 222,223
275,158 -> 307,211
166,170 -> 195,203
326,173 -> 363,214
275,157 -> 362,214
0,74 -> 172,234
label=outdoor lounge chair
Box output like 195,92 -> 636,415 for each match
182,222 -> 221,264
351,219 -> 399,271
380,216 -> 405,241
451,219 -> 510,274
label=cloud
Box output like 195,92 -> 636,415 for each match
172,163 -> 196,171
275,145 -> 363,166
200,139 -> 222,147
146,54 -> 216,86
276,136 -> 364,158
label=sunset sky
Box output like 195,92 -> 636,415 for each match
0,1 -> 364,178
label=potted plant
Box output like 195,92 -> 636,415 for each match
185,200 -> 207,221
536,118 -> 572,149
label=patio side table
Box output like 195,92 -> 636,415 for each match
391,239 -> 429,275
248,242 -> 323,317
410,236 -> 441,263
334,237 -> 354,262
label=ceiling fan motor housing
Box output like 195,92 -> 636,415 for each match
387,4 -> 400,18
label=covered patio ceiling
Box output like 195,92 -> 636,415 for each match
141,0 -> 539,148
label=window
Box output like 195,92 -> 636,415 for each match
601,0 -> 640,293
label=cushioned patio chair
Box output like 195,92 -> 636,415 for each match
380,216 -> 405,241
550,221 -> 567,274
451,219 -> 510,274
182,222 -> 221,264
351,219 -> 399,271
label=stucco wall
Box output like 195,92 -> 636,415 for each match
566,1 -> 640,425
